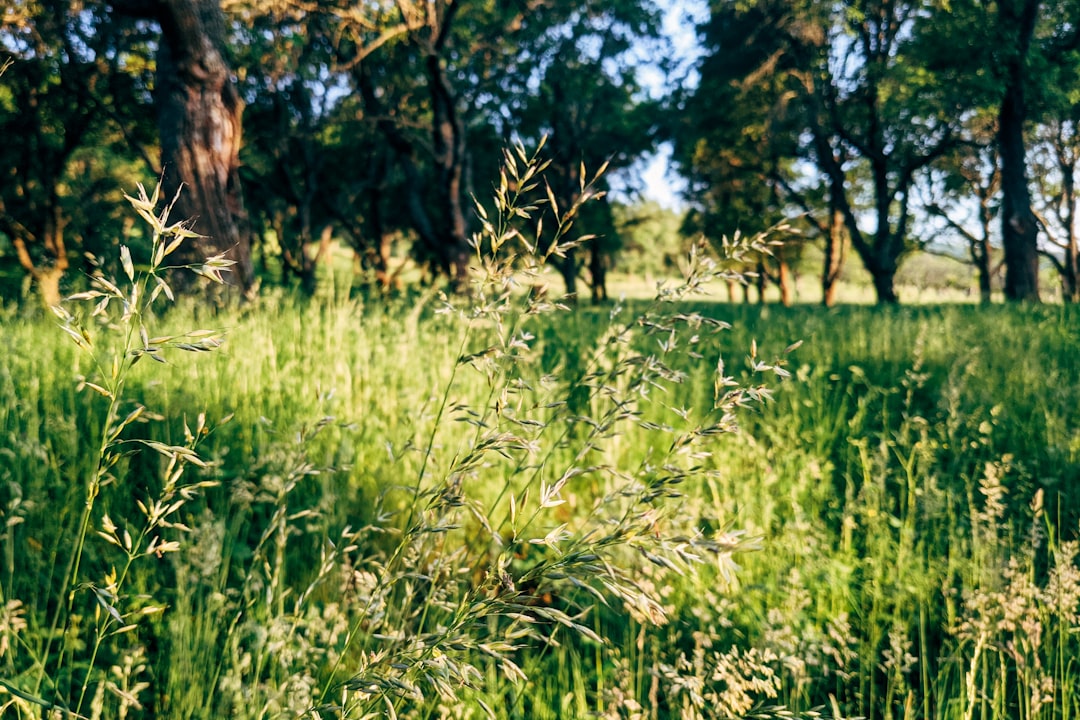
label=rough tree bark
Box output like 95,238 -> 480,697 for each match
155,0 -> 254,293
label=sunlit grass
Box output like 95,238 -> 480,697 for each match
2,158 -> 1079,718
3,294 -> 1079,718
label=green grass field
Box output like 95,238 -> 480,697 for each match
2,269 -> 1079,719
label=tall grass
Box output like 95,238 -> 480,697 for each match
2,165 -> 1080,717
0,145 -> 785,718
6,300 -> 1079,717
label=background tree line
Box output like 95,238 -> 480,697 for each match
3,0 -> 1080,307
677,0 -> 1080,305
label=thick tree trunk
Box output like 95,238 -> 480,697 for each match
156,0 -> 254,294
870,266 -> 899,305
14,240 -> 67,307
816,127 -> 907,307
975,195 -> 995,304
997,0 -> 1041,302
999,87 -> 1040,301
1057,152 -> 1079,302
1061,226 -> 1080,301
36,267 -> 65,309
1063,266 -> 1079,302
976,248 -> 994,303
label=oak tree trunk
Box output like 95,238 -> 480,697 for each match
870,265 -> 900,305
997,0 -> 1041,302
999,87 -> 1040,301
156,0 -> 254,294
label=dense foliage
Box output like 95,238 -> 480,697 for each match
675,0 -> 1080,304
5,0 -> 1080,305
0,0 -> 670,304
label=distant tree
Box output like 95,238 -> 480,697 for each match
516,36 -> 664,301
925,0 -> 1080,301
232,7 -> 340,294
152,0 -> 255,293
675,0 -> 809,305
686,0 -> 965,305
331,0 -> 665,292
1031,113 -> 1080,301
0,1 -> 154,306
612,201 -> 689,282
804,0 -> 966,304
331,0 -> 477,288
923,118 -> 1000,304
316,99 -> 409,291
782,181 -> 849,307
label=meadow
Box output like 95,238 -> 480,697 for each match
2,264 -> 1079,718
1,175 -> 1080,720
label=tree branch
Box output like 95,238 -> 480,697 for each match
1033,207 -> 1067,249
1039,246 -> 1065,274
926,203 -> 981,246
